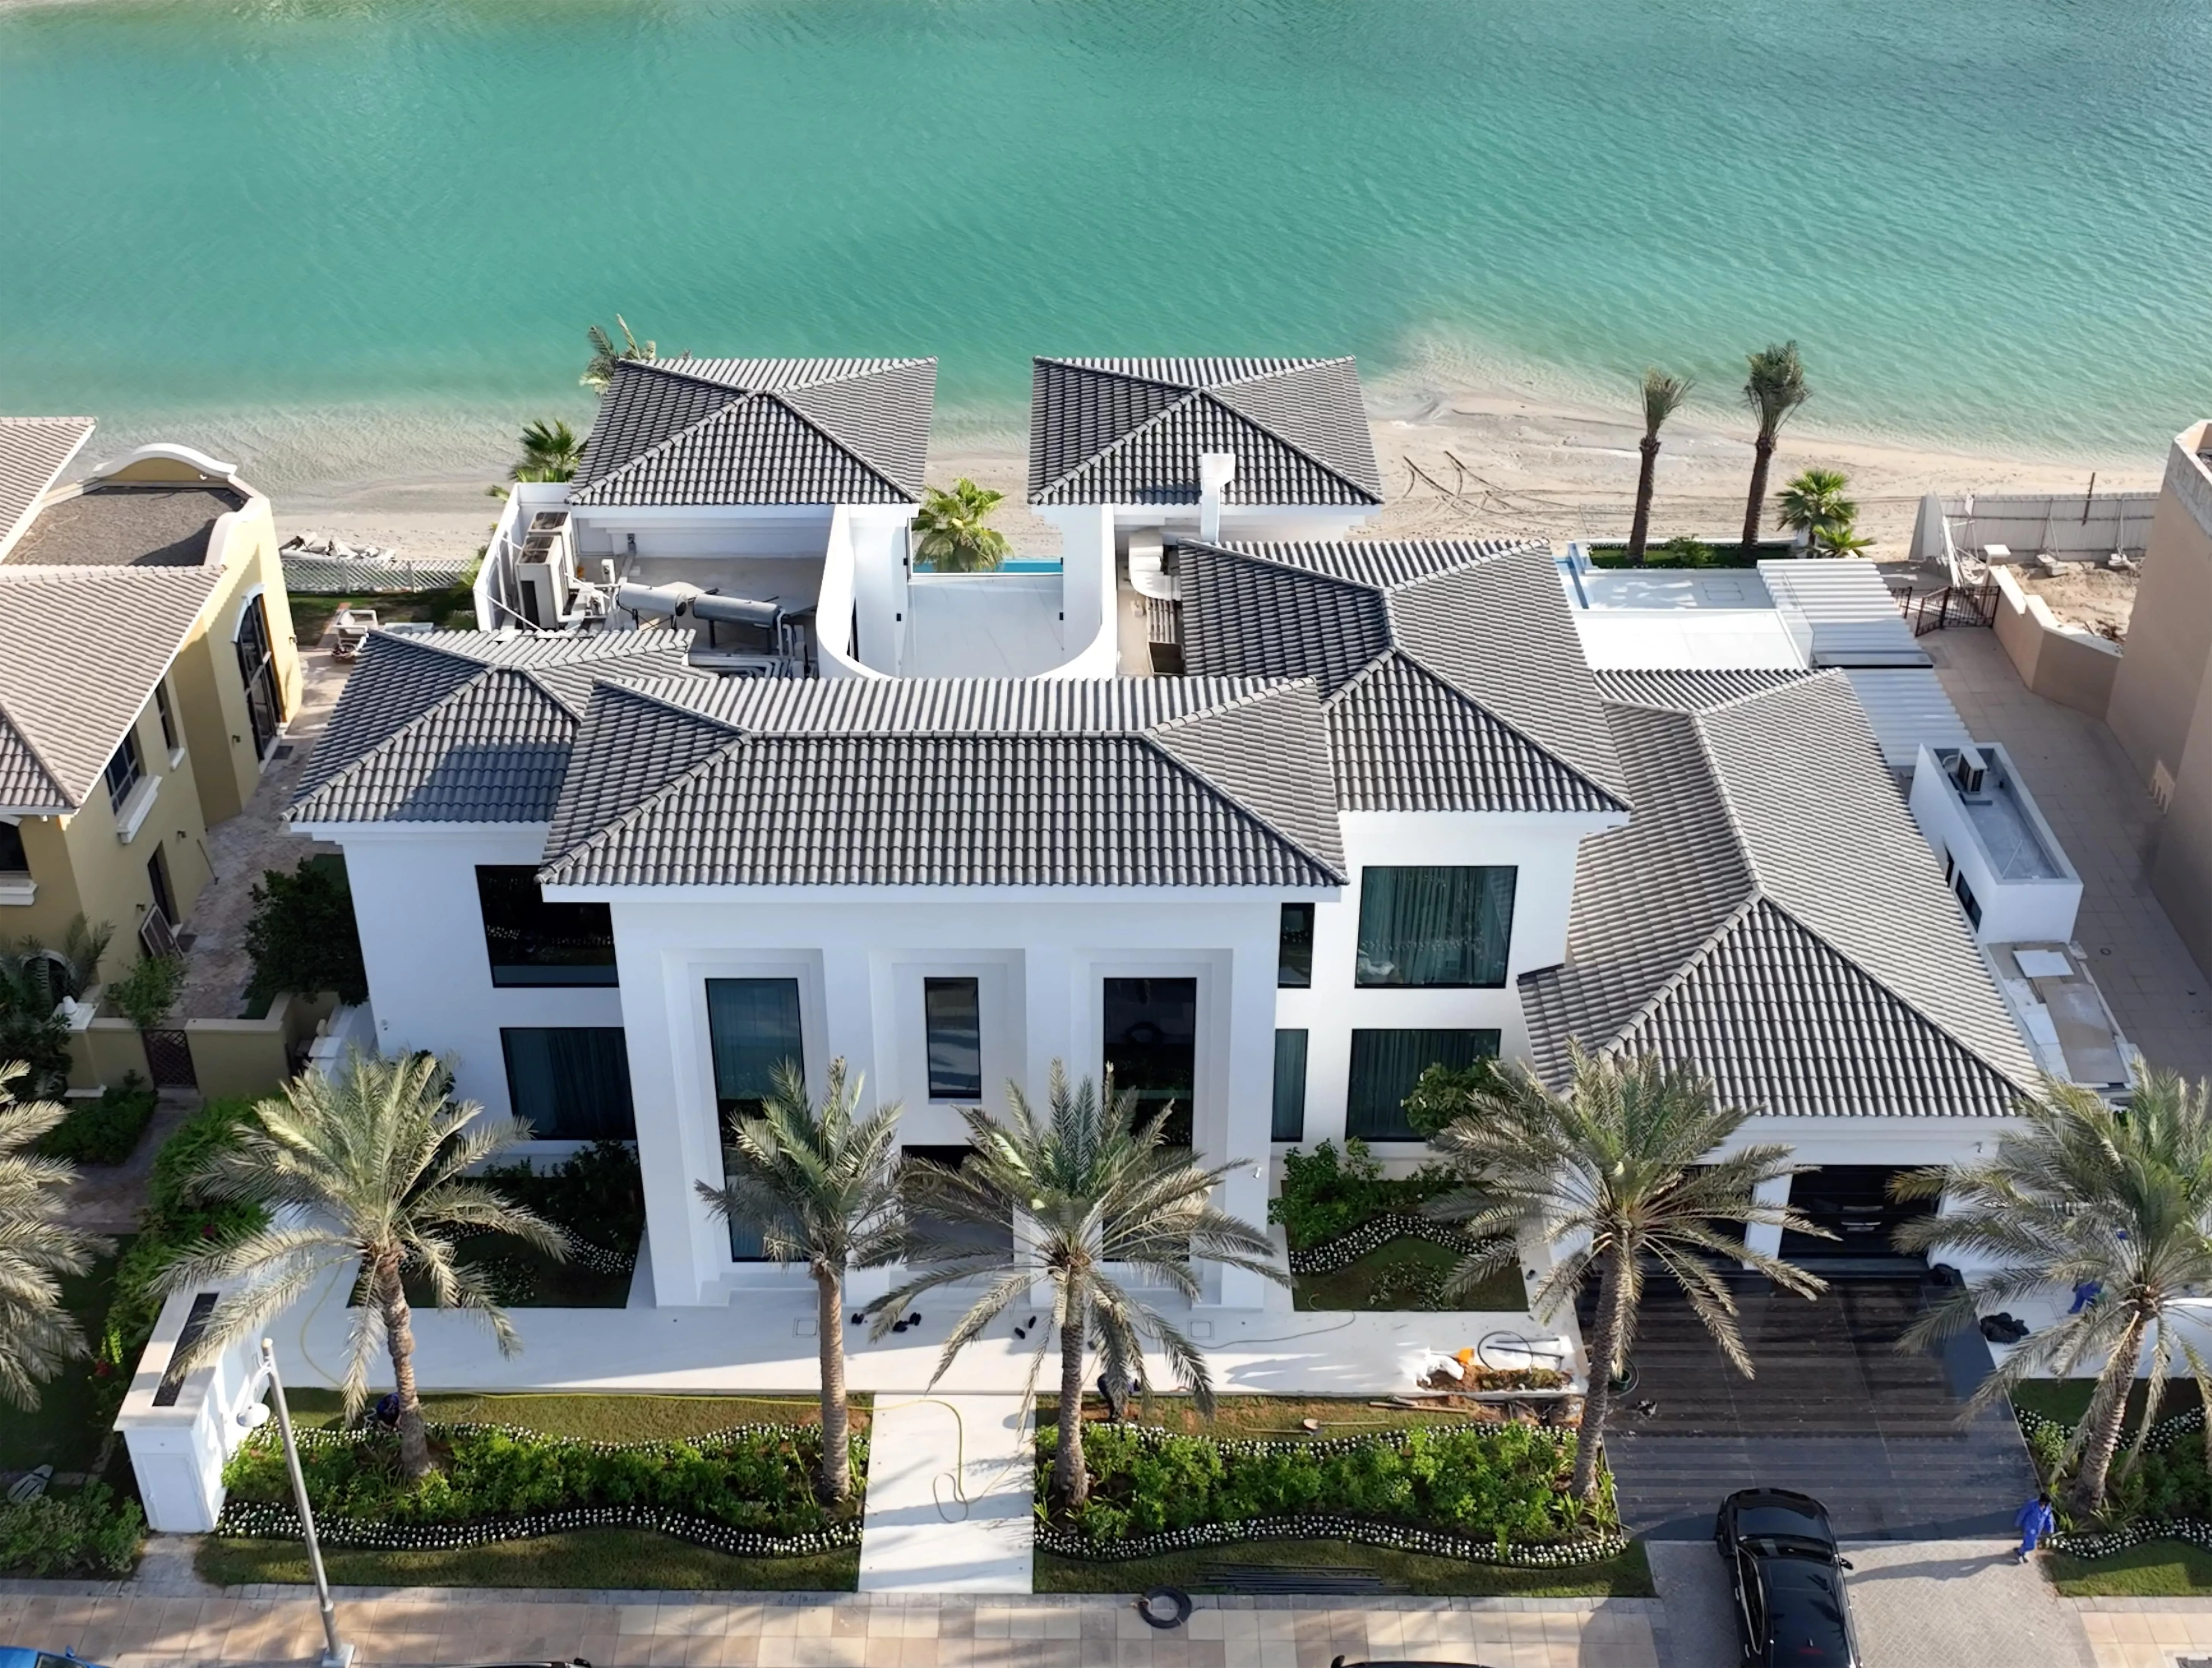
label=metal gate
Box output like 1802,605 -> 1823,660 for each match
1898,579 -> 1998,636
142,1027 -> 196,1089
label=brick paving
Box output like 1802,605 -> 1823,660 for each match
2078,1597 -> 2212,1668
0,1582 -> 1664,1668
1925,627 -> 2212,1080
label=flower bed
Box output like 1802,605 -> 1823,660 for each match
2015,1404 -> 2212,1558
0,1484 -> 145,1577
1288,1212 -> 1465,1275
219,1419 -> 864,1553
36,1075 -> 159,1166
1039,1420 -> 1616,1564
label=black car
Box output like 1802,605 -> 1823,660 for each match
1713,1489 -> 1861,1668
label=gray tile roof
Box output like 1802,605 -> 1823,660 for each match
1027,359 -> 1383,507
1178,539 -> 1629,815
0,418 -> 95,558
0,565 -> 225,812
290,631 -> 706,825
570,359 -> 936,507
1520,675 -> 2041,1118
540,677 -> 1347,890
1589,669 -> 1816,711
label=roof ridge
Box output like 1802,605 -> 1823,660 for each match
1130,721 -> 1344,885
1598,893 -> 1765,1065
1035,358 -> 1196,392
292,663 -> 501,817
757,389 -> 913,504
1746,893 -> 2036,1097
542,729 -> 751,874
574,387 -> 753,500
1027,386 -> 1204,502
1186,538 -> 1393,603
1190,386 -> 1371,504
506,663 -> 596,723
1384,644 -> 1629,814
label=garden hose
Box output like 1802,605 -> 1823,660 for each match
873,1389 -> 1040,1524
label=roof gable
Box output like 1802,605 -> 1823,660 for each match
570,358 -> 936,507
1026,357 -> 1382,506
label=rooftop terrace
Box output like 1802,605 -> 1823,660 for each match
6,484 -> 242,568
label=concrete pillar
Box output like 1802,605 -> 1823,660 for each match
1743,1172 -> 1792,1265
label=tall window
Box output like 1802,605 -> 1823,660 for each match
476,867 -> 617,986
0,821 -> 29,876
1346,1029 -> 1499,1140
235,593 -> 283,759
1103,977 -> 1195,1144
154,680 -> 180,754
1271,1029 -> 1308,1142
923,977 -> 982,1101
1355,867 -> 1517,988
1277,903 -> 1314,988
706,977 -> 805,1261
902,1145 -> 1011,1251
104,730 -> 144,815
501,1028 -> 637,1140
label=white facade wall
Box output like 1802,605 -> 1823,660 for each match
569,888 -> 1306,1311
315,824 -> 624,1130
1275,810 -> 1623,1152
1907,745 -> 2083,945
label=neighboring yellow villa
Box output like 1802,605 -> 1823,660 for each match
0,418 -> 303,981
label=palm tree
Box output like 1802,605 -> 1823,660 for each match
1626,369 -> 1693,566
695,1058 -> 902,1503
1776,468 -> 1858,552
1814,524 -> 1874,556
1893,1073 -> 2212,1518
1739,342 -> 1810,560
510,419 -> 583,483
872,1063 -> 1282,1514
1423,1046 -> 1828,1498
0,1066 -> 111,1409
156,1052 -> 564,1481
583,317 -> 658,392
912,479 -> 1012,573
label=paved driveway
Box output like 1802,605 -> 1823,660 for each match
1649,1539 -> 2095,1668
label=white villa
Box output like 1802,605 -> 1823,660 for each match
281,351 -> 2112,1308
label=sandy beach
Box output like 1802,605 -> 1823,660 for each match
105,376 -> 2163,569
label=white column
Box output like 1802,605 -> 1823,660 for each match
1211,938 -> 1275,1311
1743,1172 -> 1792,1265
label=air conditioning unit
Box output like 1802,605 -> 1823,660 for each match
1950,746 -> 1989,798
515,511 -> 576,629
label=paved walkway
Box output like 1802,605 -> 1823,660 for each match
2078,1596 -> 2212,1667
858,1396 -> 1033,1594
0,1583 -> 1664,1668
1927,627 -> 2212,1079
1649,1538 -> 2095,1668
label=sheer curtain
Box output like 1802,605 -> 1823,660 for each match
705,978 -> 805,1260
1346,1028 -> 1499,1140
499,1027 -> 637,1140
1355,866 -> 1517,987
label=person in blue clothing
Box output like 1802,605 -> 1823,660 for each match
2015,1491 -> 2057,1562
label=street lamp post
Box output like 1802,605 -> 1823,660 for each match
243,1338 -> 355,1668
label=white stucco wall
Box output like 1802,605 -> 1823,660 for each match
561,887 -> 1310,1311
1907,745 -> 2082,945
1275,809 -> 1623,1151
310,824 -> 625,1123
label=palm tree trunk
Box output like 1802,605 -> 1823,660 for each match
376,1263 -> 430,1482
1627,435 -> 1661,565
1741,434 -> 1776,560
2070,1316 -> 2148,1517
1053,1292 -> 1089,1515
1572,1246 -> 1631,1500
814,1265 -> 850,1502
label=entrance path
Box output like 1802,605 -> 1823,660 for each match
859,1394 -> 1032,1594
1650,1538 -> 2094,1668
0,1578 -> 1663,1668
2078,1597 -> 2212,1667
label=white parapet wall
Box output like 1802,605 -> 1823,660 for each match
1910,489 -> 2159,570
115,1286 -> 267,1533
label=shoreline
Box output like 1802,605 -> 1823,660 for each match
70,379 -> 2167,565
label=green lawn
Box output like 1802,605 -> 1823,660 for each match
2013,1378 -> 2204,1430
1036,1538 -> 1652,1598
2046,1539 -> 2212,1597
287,584 -> 478,650
0,1240 -> 131,1475
1037,1393 -> 1513,1441
1293,1235 -> 1527,1314
198,1530 -> 858,1592
277,1388 -> 863,1438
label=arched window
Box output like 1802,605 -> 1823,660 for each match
235,593 -> 283,758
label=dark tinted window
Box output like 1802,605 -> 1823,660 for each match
1271,1029 -> 1308,1141
1355,866 -> 1516,987
1277,902 -> 1314,987
707,977 -> 805,1261
1104,977 -> 1195,1144
924,977 -> 982,1100
105,729 -> 144,813
501,1027 -> 637,1140
1347,1028 -> 1499,1140
477,866 -> 617,986
0,820 -> 28,873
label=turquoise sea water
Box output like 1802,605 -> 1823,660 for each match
2,0 -> 2209,461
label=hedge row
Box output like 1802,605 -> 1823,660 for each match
222,1421 -> 864,1537
1035,1514 -> 1625,1567
216,1499 -> 861,1558
1039,1420 -> 1601,1550
0,1485 -> 145,1578
36,1075 -> 159,1167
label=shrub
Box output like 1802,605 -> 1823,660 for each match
1401,1058 -> 1509,1138
1269,1139 -> 1453,1249
483,1140 -> 645,1253
244,857 -> 368,1006
36,1073 -> 158,1166
106,954 -> 186,1031
221,1421 -> 864,1534
1049,1422 -> 1587,1547
0,1484 -> 145,1577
